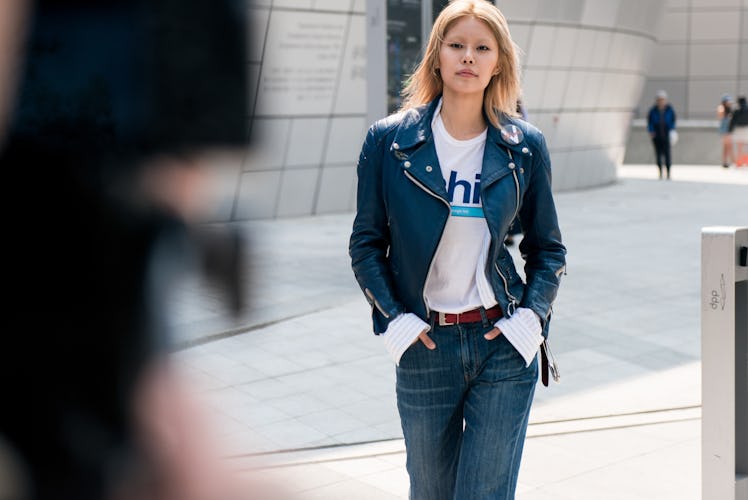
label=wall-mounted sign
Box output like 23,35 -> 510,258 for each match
256,11 -> 348,115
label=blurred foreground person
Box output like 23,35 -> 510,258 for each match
0,1 -> 277,499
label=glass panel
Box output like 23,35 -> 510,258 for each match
432,0 -> 450,21
387,0 -> 422,113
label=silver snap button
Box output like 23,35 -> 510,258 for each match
425,165 -> 433,172
393,143 -> 400,150
508,162 -> 516,169
520,167 -> 525,174
521,147 -> 529,154
403,161 -> 411,168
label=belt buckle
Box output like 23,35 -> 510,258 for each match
438,311 -> 455,326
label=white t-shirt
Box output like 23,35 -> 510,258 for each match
424,104 -> 499,313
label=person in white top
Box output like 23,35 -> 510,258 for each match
349,1 -> 566,498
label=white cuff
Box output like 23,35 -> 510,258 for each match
495,307 -> 543,367
382,313 -> 430,365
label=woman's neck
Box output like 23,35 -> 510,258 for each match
439,92 -> 487,140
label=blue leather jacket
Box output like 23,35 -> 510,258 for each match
349,98 -> 566,338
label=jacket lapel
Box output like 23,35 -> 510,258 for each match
389,100 -> 532,198
481,123 -> 526,189
400,140 -> 449,200
390,100 -> 449,201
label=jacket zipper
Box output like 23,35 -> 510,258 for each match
365,288 -> 390,318
494,262 -> 518,316
542,337 -> 561,383
403,170 -> 450,315
555,265 -> 566,278
494,147 -> 521,316
507,149 -> 521,223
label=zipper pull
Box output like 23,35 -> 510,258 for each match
543,339 -> 560,383
555,264 -> 566,278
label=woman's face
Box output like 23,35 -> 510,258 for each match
438,16 -> 500,100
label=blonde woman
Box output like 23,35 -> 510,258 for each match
349,1 -> 566,498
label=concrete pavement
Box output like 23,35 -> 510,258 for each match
167,163 -> 747,499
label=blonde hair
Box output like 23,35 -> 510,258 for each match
400,0 -> 522,127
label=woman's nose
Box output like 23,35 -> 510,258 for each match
462,49 -> 474,64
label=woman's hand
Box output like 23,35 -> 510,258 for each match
484,327 -> 502,340
413,329 -> 436,349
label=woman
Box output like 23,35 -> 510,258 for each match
717,94 -> 733,168
349,1 -> 566,498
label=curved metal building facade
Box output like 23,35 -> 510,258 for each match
501,0 -> 666,191
219,0 -> 666,221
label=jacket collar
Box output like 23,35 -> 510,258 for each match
390,96 -> 530,155
391,97 -> 530,199
390,99 -> 440,151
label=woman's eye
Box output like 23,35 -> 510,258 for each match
478,45 -> 490,51
449,43 -> 463,49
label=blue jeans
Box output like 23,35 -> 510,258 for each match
396,318 -> 538,500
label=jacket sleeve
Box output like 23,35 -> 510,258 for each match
349,124 -> 405,334
517,132 -> 567,331
647,108 -> 655,134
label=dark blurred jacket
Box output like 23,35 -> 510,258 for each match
729,97 -> 748,131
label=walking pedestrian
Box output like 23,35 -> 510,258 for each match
717,94 -> 734,168
647,90 -> 677,180
729,95 -> 748,166
349,1 -> 566,499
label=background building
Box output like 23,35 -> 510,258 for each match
625,0 -> 748,164
493,0 -> 664,191
222,0 -> 748,221
210,0 -> 368,222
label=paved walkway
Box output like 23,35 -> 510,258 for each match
167,164 -> 747,499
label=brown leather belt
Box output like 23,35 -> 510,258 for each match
431,305 -> 503,326
431,306 -> 560,387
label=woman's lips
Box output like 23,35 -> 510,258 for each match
457,70 -> 478,77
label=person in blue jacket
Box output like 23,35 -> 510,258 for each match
647,90 -> 677,179
349,1 -> 566,498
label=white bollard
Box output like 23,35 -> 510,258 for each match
701,226 -> 748,500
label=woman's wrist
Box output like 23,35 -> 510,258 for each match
494,307 -> 543,366
382,313 -> 430,365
